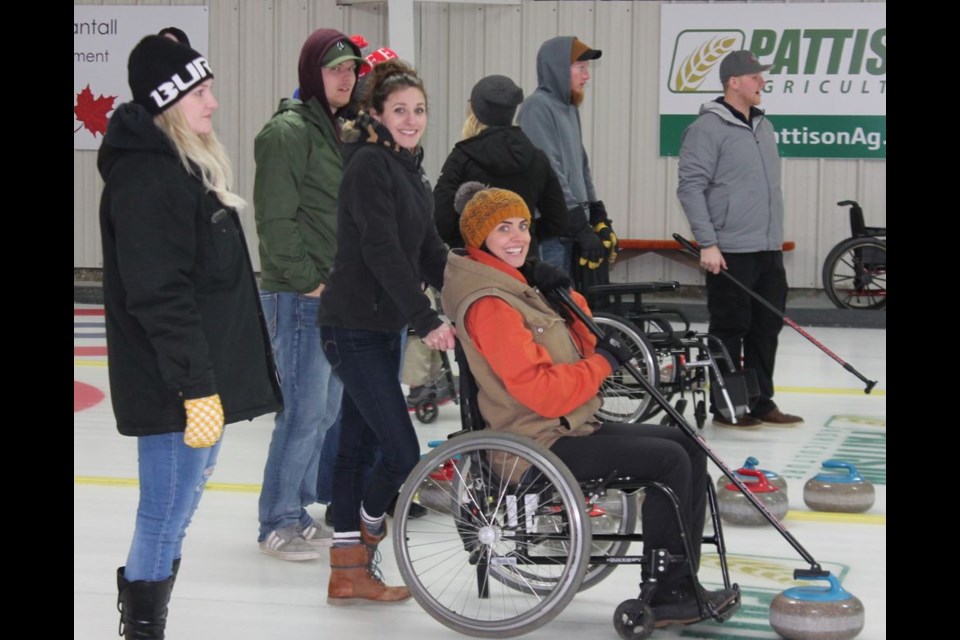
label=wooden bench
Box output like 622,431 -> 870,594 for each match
616,239 -> 795,268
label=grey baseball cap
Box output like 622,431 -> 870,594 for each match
719,50 -> 772,83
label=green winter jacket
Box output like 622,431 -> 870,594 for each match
253,97 -> 344,293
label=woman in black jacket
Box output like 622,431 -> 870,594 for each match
318,60 -> 454,605
99,36 -> 282,638
433,75 -> 569,253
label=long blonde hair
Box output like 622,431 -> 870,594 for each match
460,103 -> 487,141
155,106 -> 246,211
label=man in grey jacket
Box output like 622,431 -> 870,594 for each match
677,50 -> 803,429
519,36 -> 617,284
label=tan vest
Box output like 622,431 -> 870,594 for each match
442,251 -> 601,483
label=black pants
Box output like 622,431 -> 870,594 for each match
706,251 -> 787,416
551,422 -> 708,584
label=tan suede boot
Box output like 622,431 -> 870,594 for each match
327,544 -> 411,605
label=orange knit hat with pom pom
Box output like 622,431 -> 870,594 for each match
457,183 -> 532,249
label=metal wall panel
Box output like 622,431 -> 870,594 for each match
75,0 -> 885,293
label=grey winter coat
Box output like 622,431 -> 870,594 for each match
677,100 -> 784,253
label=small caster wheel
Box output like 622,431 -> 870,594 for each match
613,599 -> 655,640
415,401 -> 438,424
695,400 -> 706,429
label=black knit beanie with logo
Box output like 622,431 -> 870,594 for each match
128,35 -> 214,115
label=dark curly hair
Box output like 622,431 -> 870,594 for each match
360,59 -> 428,114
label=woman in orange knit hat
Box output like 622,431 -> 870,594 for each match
440,183 -> 740,630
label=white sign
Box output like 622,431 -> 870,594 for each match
659,3 -> 886,158
74,5 -> 210,151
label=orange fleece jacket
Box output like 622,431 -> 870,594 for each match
463,248 -> 613,419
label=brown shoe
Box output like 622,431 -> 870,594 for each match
360,519 -> 386,564
751,407 -> 804,426
712,414 -> 763,430
327,544 -> 411,605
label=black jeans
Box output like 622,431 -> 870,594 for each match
706,251 -> 788,416
550,422 -> 708,584
320,326 -> 420,533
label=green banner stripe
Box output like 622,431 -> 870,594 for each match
661,114 -> 886,158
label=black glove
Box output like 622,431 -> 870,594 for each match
594,221 -> 619,265
595,330 -> 634,370
522,259 -> 573,294
574,222 -> 605,269
588,200 -> 608,226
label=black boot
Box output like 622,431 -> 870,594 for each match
116,567 -> 175,639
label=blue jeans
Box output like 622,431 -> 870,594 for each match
258,292 -> 343,540
320,326 -> 420,532
539,236 -> 573,277
316,328 -> 408,504
125,433 -> 222,582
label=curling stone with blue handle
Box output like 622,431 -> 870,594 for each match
717,456 -> 788,495
803,460 -> 874,513
770,573 -> 864,640
718,468 -> 789,525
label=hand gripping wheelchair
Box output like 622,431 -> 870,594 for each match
391,339 -> 742,638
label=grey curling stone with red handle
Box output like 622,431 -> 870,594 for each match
717,468 -> 789,525
803,460 -> 874,513
717,456 -> 788,495
770,573 -> 865,640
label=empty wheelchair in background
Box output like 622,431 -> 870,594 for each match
583,282 -> 753,429
391,343 -> 740,638
822,200 -> 886,310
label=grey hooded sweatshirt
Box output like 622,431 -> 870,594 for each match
518,36 -> 597,221
677,100 -> 784,253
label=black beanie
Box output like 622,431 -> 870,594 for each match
128,35 -> 214,115
470,75 -> 524,126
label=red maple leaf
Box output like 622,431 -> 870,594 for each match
74,85 -> 116,137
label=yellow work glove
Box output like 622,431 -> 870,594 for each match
183,393 -> 224,448
594,221 -> 619,266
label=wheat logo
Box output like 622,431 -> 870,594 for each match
669,30 -> 744,93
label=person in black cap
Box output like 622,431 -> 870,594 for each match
101,34 -> 282,639
252,28 -> 363,562
518,36 -> 619,288
677,49 -> 803,429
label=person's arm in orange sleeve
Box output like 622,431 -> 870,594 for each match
465,296 -> 611,418
566,290 -> 599,356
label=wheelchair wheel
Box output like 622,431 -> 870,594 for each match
578,488 -> 638,591
415,401 -> 439,424
822,237 -> 886,310
592,313 -> 660,423
394,432 -> 591,638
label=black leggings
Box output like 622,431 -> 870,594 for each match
550,422 -> 708,583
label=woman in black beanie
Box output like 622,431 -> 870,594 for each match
433,74 -> 569,254
99,35 -> 282,638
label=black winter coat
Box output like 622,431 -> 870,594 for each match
433,126 -> 569,248
319,117 -> 447,338
98,103 -> 282,436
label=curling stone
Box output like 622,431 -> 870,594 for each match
803,460 -> 874,513
718,468 -> 789,525
717,456 -> 788,495
769,573 -> 864,640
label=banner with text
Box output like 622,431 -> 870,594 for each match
74,6 -> 210,151
659,3 -> 885,158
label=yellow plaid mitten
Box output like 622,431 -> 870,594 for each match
183,394 -> 224,448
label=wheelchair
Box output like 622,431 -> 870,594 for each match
391,342 -> 741,638
822,200 -> 886,310
583,282 -> 749,429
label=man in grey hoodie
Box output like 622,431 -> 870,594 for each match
518,36 -> 617,284
677,50 -> 803,429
